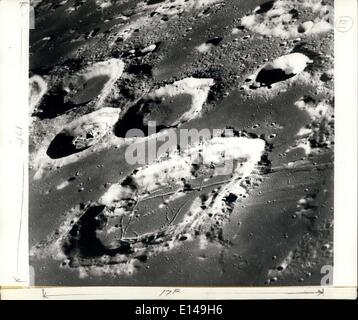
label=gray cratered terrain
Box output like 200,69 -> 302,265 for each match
29,0 -> 334,286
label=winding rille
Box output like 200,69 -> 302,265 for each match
31,136 -> 266,277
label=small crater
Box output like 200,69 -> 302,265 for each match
34,88 -> 76,119
47,132 -> 87,159
206,37 -> 223,46
256,68 -> 295,87
255,1 -> 275,14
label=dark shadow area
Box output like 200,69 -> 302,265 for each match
147,0 -> 166,5
63,205 -> 134,260
46,132 -> 89,159
114,99 -> 171,138
255,0 -> 275,14
288,9 -> 299,19
206,37 -> 223,46
33,88 -> 76,119
255,68 -> 295,87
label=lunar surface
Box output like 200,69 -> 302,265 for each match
29,0 -> 334,286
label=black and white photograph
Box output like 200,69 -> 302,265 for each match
0,0 -> 356,300
26,0 -> 338,287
